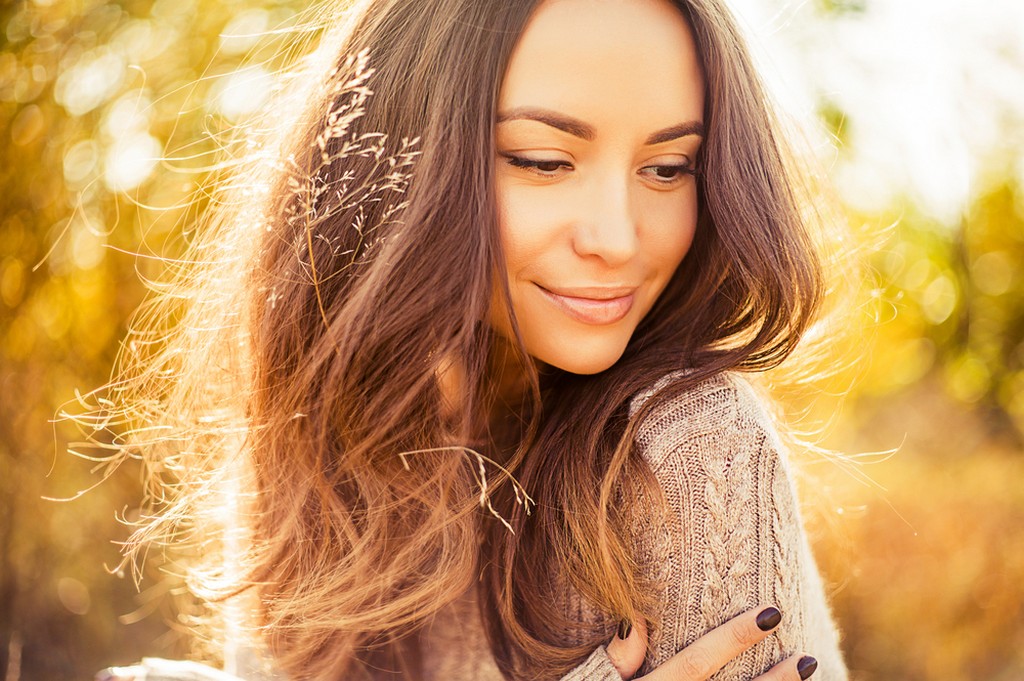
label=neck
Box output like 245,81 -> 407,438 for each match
488,334 -> 536,406
435,336 -> 541,444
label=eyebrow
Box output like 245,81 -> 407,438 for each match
496,106 -> 705,145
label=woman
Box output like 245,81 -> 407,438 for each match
95,0 -> 848,679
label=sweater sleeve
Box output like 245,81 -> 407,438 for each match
556,646 -> 622,680
629,373 -> 847,681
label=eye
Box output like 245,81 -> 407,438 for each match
500,153 -> 573,177
639,159 -> 696,186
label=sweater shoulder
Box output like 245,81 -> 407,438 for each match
628,371 -> 784,472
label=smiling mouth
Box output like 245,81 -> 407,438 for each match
536,284 -> 636,325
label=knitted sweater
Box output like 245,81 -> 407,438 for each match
418,372 -> 846,681
113,373 -> 847,681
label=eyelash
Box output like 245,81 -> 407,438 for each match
501,154 -> 697,185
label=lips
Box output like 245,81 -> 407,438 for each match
536,284 -> 636,325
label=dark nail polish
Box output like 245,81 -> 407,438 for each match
617,618 -> 632,640
755,606 -> 782,631
798,656 -> 818,680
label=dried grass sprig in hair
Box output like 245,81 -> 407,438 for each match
279,49 -> 422,340
396,446 -> 536,534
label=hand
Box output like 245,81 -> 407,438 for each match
95,658 -> 246,681
605,606 -> 818,681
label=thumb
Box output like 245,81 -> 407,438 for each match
605,618 -> 648,680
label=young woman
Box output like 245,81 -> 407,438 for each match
95,0 -> 849,679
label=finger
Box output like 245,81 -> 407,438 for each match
605,617 -> 649,679
753,654 -> 818,681
641,605 -> 782,680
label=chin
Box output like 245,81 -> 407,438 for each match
535,341 -> 628,376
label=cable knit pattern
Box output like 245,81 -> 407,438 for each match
121,372 -> 846,681
625,373 -> 847,679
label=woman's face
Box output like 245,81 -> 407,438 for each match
493,0 -> 705,375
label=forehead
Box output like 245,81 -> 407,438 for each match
499,0 -> 705,126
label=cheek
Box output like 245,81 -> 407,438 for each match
496,182 -> 568,274
490,183 -> 551,337
645,185 -> 699,274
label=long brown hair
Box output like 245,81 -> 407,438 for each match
85,0 -> 837,679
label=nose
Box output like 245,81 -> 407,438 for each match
572,172 -> 640,267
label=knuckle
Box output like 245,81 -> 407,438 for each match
677,648 -> 714,679
729,621 -> 757,648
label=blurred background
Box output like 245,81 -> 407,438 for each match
1,0 -> 1022,679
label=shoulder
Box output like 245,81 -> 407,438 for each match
628,369 -> 770,421
623,374 -> 848,679
628,371 -> 785,474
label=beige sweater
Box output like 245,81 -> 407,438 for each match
419,373 -> 846,681
116,373 -> 847,681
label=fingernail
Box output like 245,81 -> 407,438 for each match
798,656 -> 818,679
755,606 -> 782,631
616,618 -> 632,640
